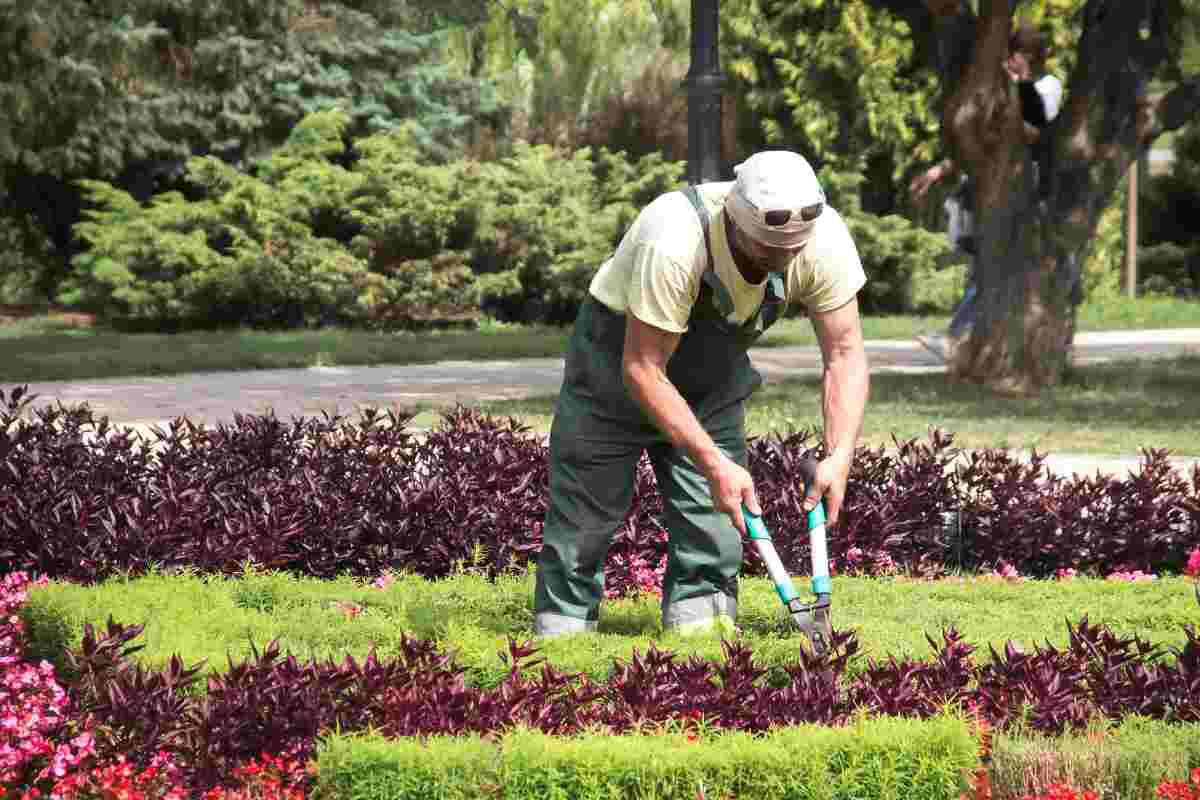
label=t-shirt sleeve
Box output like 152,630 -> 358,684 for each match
1035,74 -> 1064,122
625,242 -> 701,333
788,210 -> 867,314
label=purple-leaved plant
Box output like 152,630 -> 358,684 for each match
3,387 -> 1199,595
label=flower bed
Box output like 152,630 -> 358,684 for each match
7,569 -> 1200,798
2,572 -> 313,799
4,392 -> 1200,798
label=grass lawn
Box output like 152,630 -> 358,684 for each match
24,569 -> 1199,687
2,295 -> 1199,383
5,296 -> 1200,457
454,353 -> 1200,456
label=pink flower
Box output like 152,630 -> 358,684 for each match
1055,567 -> 1077,580
989,562 -> 1023,581
1185,549 -> 1200,578
1106,569 -> 1157,582
370,571 -> 396,590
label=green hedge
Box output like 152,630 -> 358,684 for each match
315,717 -> 977,800
991,717 -> 1200,800
1137,242 -> 1200,298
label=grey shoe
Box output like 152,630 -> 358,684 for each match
916,332 -> 961,362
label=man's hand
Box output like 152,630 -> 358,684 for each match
802,450 -> 854,526
909,160 -> 953,203
701,451 -> 760,537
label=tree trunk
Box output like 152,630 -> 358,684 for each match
925,0 -> 1196,395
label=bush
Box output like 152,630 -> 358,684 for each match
990,717 -> 1200,800
1139,124 -> 1200,252
1138,242 -> 1200,298
64,110 -> 687,329
64,111 -> 373,329
62,104 -> 978,329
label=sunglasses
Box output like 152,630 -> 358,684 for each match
764,203 -> 824,227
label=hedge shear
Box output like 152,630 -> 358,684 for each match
742,457 -> 832,656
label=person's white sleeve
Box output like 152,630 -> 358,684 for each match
625,243 -> 700,333
1035,74 -> 1064,122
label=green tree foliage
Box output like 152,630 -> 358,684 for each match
721,0 -> 941,211
0,0 -> 506,300
65,110 -> 685,329
0,0 -> 502,176
452,0 -> 686,146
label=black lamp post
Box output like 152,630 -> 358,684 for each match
685,0 -> 725,184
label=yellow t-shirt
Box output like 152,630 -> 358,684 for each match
588,181 -> 866,333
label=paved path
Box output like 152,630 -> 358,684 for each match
13,328 -> 1200,478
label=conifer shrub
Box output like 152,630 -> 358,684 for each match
64,111 -> 686,329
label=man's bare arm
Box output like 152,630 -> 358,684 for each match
622,315 -> 759,535
807,297 -> 869,525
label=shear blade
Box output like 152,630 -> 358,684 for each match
790,607 -> 832,657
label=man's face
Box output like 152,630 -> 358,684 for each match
730,220 -> 804,274
1006,50 -> 1032,81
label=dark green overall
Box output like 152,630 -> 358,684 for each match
533,187 -> 788,635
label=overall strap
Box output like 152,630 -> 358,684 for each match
681,185 -> 736,318
681,185 -> 713,268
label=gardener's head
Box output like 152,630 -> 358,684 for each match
725,150 -> 825,273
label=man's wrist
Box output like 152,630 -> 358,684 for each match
692,443 -> 726,476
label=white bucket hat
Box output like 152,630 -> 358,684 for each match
726,151 -> 826,248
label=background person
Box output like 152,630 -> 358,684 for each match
911,23 -> 1063,361
533,150 -> 870,638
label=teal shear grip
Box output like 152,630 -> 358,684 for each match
744,510 -> 801,604
742,457 -> 833,655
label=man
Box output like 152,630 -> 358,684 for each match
533,150 -> 870,637
911,23 -> 1063,361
